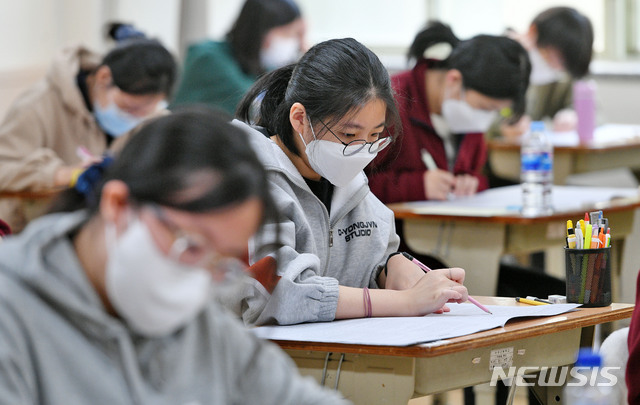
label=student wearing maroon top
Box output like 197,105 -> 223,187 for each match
367,22 -> 530,204
627,271 -> 640,404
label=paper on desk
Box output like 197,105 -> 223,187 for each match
252,303 -> 581,346
401,185 -> 639,217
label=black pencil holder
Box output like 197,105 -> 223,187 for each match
564,247 -> 611,307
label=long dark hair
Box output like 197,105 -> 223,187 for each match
408,21 -> 531,119
236,37 -> 401,156
227,0 -> 302,76
100,22 -> 177,97
50,108 -> 276,227
532,7 -> 593,78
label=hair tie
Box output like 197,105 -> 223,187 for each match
74,156 -> 114,198
114,24 -> 145,42
423,42 -> 453,60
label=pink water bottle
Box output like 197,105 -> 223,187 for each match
573,80 -> 596,144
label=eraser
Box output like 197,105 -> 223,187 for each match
548,295 -> 567,304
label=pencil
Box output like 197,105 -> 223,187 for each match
401,252 -> 493,314
516,297 -> 549,306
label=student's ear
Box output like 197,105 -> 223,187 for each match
444,69 -> 463,97
94,65 -> 114,88
289,102 -> 308,136
100,180 -> 131,230
527,24 -> 539,44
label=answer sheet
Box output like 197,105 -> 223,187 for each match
252,303 -> 581,346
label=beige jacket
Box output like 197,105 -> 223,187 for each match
0,45 -> 113,232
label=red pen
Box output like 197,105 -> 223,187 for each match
401,252 -> 493,314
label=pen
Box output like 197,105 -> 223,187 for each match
401,252 -> 492,314
76,146 -> 94,160
420,148 -> 455,200
420,148 -> 437,171
525,296 -> 553,304
516,297 -> 549,306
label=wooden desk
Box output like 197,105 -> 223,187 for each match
387,185 -> 640,297
0,188 -> 63,233
276,297 -> 634,405
488,124 -> 640,185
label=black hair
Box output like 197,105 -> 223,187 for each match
408,21 -> 531,119
226,0 -> 302,76
236,37 -> 401,156
49,107 -> 276,227
532,7 -> 593,78
100,22 -> 177,97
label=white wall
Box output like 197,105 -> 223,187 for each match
0,0 -> 638,125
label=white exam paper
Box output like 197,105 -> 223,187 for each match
252,303 -> 581,346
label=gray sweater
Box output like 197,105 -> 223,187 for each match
233,121 -> 400,326
0,211 -> 349,405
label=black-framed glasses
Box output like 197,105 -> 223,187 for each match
315,117 -> 392,156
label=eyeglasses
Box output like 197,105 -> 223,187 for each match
146,205 -> 246,278
315,117 -> 392,156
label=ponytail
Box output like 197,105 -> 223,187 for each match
236,64 -> 295,140
407,21 -> 460,66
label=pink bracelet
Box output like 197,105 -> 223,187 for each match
363,287 -> 372,318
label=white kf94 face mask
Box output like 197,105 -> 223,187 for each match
298,121 -> 379,187
105,218 -> 212,337
441,92 -> 498,134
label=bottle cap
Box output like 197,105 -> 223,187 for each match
575,348 -> 602,367
530,121 -> 545,132
573,80 -> 597,98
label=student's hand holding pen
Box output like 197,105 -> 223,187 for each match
406,268 -> 468,315
381,254 -> 468,314
423,169 -> 455,200
452,174 -> 478,197
53,147 -> 104,187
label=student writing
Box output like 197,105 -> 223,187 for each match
0,23 -> 177,232
366,21 -> 531,203
233,37 -> 469,326
0,108 -> 348,404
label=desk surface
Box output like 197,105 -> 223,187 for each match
274,297 -> 634,358
487,124 -> 640,185
0,188 -> 63,199
489,124 -> 640,151
388,185 -> 640,224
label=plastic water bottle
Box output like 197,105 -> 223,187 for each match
574,79 -> 597,144
520,121 -> 553,217
564,349 -> 614,404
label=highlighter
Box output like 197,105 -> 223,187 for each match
584,224 -> 593,249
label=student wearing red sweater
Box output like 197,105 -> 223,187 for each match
367,22 -> 530,204
627,271 -> 640,404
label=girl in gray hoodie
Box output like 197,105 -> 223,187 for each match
0,108 -> 348,404
234,38 -> 470,326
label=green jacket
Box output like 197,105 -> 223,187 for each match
171,40 -> 256,115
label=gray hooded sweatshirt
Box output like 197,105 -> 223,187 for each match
233,121 -> 400,326
0,211 -> 349,405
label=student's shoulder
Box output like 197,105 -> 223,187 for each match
186,40 -> 233,62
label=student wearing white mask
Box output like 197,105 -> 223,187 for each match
232,38 -> 470,326
495,7 -> 594,139
0,108 -> 350,404
0,23 -> 176,233
172,0 -> 306,115
367,21 -> 530,204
